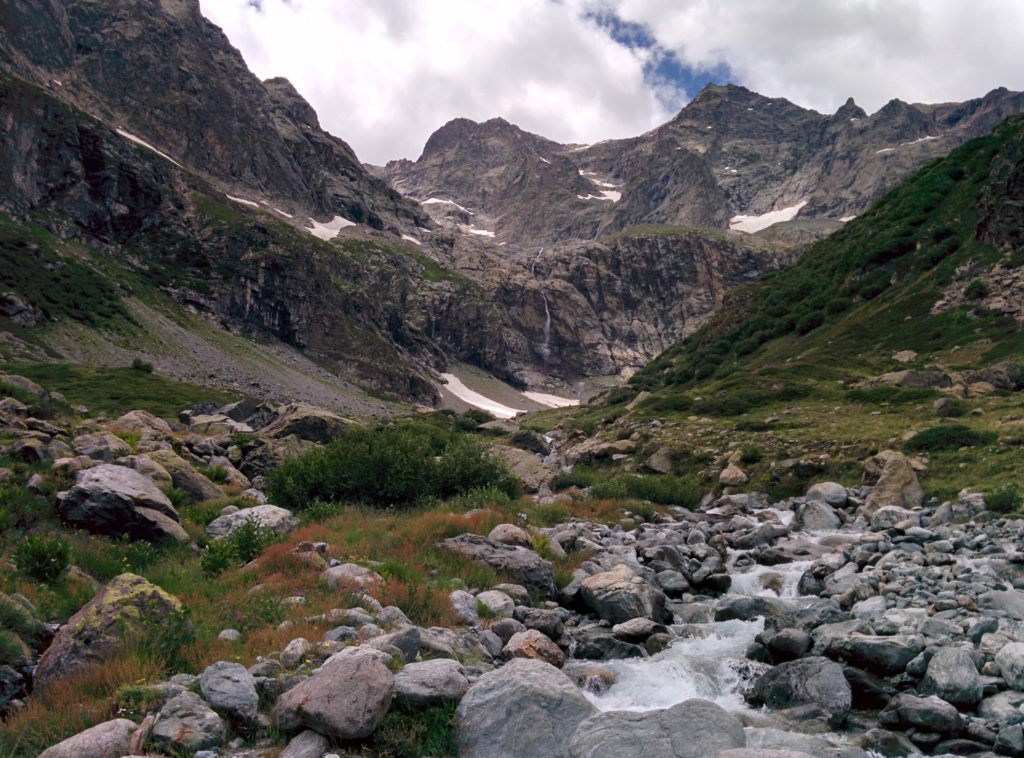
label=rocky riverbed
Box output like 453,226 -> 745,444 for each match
5,381 -> 1024,757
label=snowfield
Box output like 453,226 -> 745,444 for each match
115,128 -> 182,167
729,200 -> 808,233
441,374 -> 525,419
522,391 -> 579,408
306,216 -> 356,241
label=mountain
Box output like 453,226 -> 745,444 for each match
543,113 -> 1024,501
0,0 -> 793,404
382,83 -> 1024,248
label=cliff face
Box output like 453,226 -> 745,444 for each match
383,84 -> 1024,248
0,0 -> 429,234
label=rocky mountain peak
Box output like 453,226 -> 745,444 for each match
263,76 -> 321,130
833,96 -> 868,121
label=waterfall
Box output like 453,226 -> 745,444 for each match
540,293 -> 551,362
530,246 -> 544,277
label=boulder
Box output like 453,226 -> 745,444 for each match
996,642 -> 1024,690
475,590 -> 515,618
273,655 -> 393,740
58,464 -> 188,543
920,645 -> 983,706
35,574 -> 188,689
823,633 -> 924,676
869,506 -> 918,530
488,523 -> 532,548
751,657 -> 851,725
581,564 -> 670,625
794,500 -> 841,531
198,661 -> 259,727
438,534 -> 556,597
37,718 -> 138,758
260,403 -> 351,443
280,729 -> 330,758
488,444 -> 552,493
131,454 -> 173,489
719,464 -> 749,487
72,432 -> 132,461
110,410 -> 174,439
806,481 -> 848,507
206,504 -> 298,540
611,617 -> 666,643
568,698 -> 745,758
321,563 -> 384,591
456,659 -> 596,758
147,449 -> 222,502
503,629 -> 565,667
239,435 -> 317,478
449,589 -> 479,625
151,691 -> 227,751
879,693 -> 963,735
861,450 -> 923,513
394,659 -> 469,707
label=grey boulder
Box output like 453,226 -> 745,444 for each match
58,464 -> 188,543
206,504 -> 298,540
438,534 -> 556,597
395,659 -> 469,707
273,654 -> 393,740
920,645 -> 982,706
151,691 -> 227,751
567,698 -> 745,758
751,656 -> 851,725
38,718 -> 138,758
456,658 -> 596,758
198,660 -> 259,727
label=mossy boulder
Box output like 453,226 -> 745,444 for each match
34,574 -> 188,689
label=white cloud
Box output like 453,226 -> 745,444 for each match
600,0 -> 1024,115
199,0 -> 1024,165
199,0 -> 673,164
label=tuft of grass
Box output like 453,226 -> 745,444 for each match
364,702 -> 458,758
987,484 -> 1022,514
903,424 -> 998,453
13,534 -> 70,585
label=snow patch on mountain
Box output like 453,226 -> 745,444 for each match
441,373 -> 524,419
523,391 -> 579,408
422,197 -> 474,215
115,128 -> 182,167
226,194 -> 260,208
306,215 -> 356,240
730,200 -> 808,233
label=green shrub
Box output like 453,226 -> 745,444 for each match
553,467 -> 602,491
964,279 -> 990,300
266,421 -> 521,509
162,486 -> 191,511
0,630 -> 28,667
113,684 -> 164,721
592,474 -> 702,507
13,534 -> 70,584
366,702 -> 458,758
0,595 -> 43,646
0,486 -> 53,532
738,444 -> 764,464
197,465 -> 228,484
229,516 -> 278,563
845,387 -> 939,404
121,537 -> 160,572
200,539 -> 237,577
903,424 -> 998,453
987,484 -> 1022,514
130,357 -> 154,373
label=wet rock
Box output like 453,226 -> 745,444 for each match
823,633 -> 924,676
567,698 -> 745,758
580,564 -> 670,624
456,659 -> 597,758
879,693 -> 963,736
750,656 -> 852,726
919,645 -> 983,706
794,500 -> 841,531
806,482 -> 848,507
503,629 -> 565,667
612,617 -> 667,643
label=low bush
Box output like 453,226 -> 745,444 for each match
196,465 -> 229,484
738,444 -> 764,464
200,539 -> 237,577
130,357 -> 153,373
13,534 -> 71,584
903,424 -> 998,453
0,485 -> 53,532
987,484 -> 1022,514
965,279 -> 990,300
0,630 -> 27,667
592,474 -> 702,507
266,421 -> 521,509
200,516 -> 281,575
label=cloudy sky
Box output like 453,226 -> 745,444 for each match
200,0 -> 1024,165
